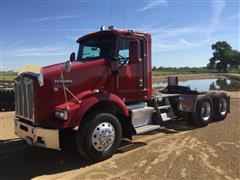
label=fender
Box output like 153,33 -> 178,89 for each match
178,94 -> 198,112
66,90 -> 129,128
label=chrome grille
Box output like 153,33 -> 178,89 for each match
14,75 -> 35,122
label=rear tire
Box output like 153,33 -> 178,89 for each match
213,92 -> 228,121
76,112 -> 122,162
192,95 -> 213,127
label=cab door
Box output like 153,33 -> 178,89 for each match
116,36 -> 145,101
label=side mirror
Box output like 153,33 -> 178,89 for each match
70,52 -> 75,62
64,61 -> 72,72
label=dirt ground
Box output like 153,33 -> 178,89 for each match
0,92 -> 239,180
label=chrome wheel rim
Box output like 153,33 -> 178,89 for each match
219,98 -> 227,116
201,102 -> 211,121
92,122 -> 115,152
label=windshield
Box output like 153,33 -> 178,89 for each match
77,35 -> 115,61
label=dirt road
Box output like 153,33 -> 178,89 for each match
0,93 -> 239,180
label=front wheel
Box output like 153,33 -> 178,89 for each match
76,112 -> 122,162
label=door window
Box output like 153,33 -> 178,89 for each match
118,38 -> 130,65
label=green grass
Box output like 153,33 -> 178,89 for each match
231,68 -> 240,73
0,72 -> 18,81
152,67 -> 240,76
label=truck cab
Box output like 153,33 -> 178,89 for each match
14,27 -> 230,162
74,28 -> 152,102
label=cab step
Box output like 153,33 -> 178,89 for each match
135,125 -> 160,134
153,95 -> 176,122
157,105 -> 171,110
160,113 -> 172,121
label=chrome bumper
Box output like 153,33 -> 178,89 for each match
14,118 -> 60,150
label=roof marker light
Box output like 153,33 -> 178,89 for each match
100,26 -> 105,31
108,25 -> 114,30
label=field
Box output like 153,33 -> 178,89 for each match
0,72 -> 17,81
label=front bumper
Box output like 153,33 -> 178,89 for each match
15,118 -> 60,150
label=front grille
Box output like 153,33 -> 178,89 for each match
14,75 -> 35,122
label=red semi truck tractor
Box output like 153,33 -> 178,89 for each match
14,27 -> 230,162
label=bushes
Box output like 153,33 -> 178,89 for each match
152,67 -> 218,76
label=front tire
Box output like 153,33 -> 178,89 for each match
76,112 -> 122,162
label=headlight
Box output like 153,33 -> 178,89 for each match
55,109 -> 68,120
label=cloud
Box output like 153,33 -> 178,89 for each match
9,46 -> 68,56
152,36 -> 222,52
179,38 -> 193,46
152,37 -> 193,52
135,25 -> 214,36
138,0 -> 167,12
147,24 -> 226,52
30,15 -> 84,22
212,0 -> 226,24
208,0 -> 226,36
138,0 -> 233,52
222,14 -> 240,23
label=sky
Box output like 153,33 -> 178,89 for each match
0,0 -> 239,71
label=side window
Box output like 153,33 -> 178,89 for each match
118,38 -> 129,65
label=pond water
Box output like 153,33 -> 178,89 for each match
153,77 -> 240,92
